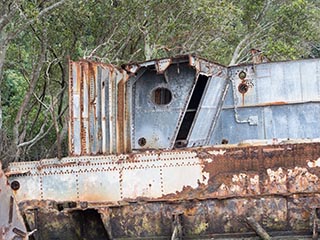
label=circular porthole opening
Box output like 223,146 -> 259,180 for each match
152,87 -> 172,105
238,71 -> 247,80
238,82 -> 249,94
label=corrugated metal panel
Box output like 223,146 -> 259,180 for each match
68,60 -> 129,155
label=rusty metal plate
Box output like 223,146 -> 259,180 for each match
70,56 -> 231,154
7,140 -> 320,205
69,60 -> 129,156
8,150 -> 204,203
8,140 -> 320,239
0,162 -> 28,240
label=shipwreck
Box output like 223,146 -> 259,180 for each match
1,55 -> 320,239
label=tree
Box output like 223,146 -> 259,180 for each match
228,0 -> 320,65
0,1 -> 67,129
1,0 -> 319,164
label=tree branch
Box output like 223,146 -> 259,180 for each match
7,0 -> 67,41
229,34 -> 252,66
13,28 -> 47,148
24,105 -> 68,150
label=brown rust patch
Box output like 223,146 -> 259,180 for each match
18,195 -> 320,239
117,76 -> 128,154
11,141 -> 320,239
157,142 -> 320,201
258,101 -> 288,107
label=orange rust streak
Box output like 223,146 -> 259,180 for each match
258,101 -> 288,106
79,63 -> 85,155
159,142 -> 320,201
240,101 -> 289,108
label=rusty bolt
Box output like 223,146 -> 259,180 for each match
138,137 -> 146,147
11,181 -> 20,191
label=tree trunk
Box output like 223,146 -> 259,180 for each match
13,36 -> 47,160
0,38 -> 8,130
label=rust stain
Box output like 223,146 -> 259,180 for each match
256,101 -> 289,107
238,101 -> 290,108
117,77 -> 126,154
80,62 -> 86,155
68,60 -> 74,154
7,142 -> 320,239
153,142 -> 320,201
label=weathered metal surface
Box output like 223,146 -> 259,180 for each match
8,150 -> 205,202
8,56 -> 320,239
8,140 -> 320,239
131,62 -> 197,149
8,139 -> 320,203
186,72 -> 228,147
69,60 -> 129,155
0,162 -> 28,240
211,58 -> 320,144
70,56 -> 320,154
129,55 -> 228,150
71,56 -> 228,154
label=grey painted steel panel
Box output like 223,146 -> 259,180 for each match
101,67 -> 110,153
42,173 -> 78,201
95,67 -> 102,153
72,62 -> 81,155
8,151 -> 205,203
211,103 -> 320,144
83,64 -> 90,154
131,63 -> 196,149
210,58 -> 320,144
78,170 -> 121,202
229,59 -> 320,107
187,71 -> 228,147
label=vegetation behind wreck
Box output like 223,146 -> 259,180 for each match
1,0 -> 320,164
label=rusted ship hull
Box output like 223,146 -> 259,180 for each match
3,56 -> 320,239
7,140 -> 320,239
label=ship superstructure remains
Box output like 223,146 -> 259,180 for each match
69,55 -> 320,156
68,55 -> 228,155
3,55 -> 320,239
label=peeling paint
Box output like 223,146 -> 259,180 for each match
308,158 -> 320,168
208,149 -> 226,156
